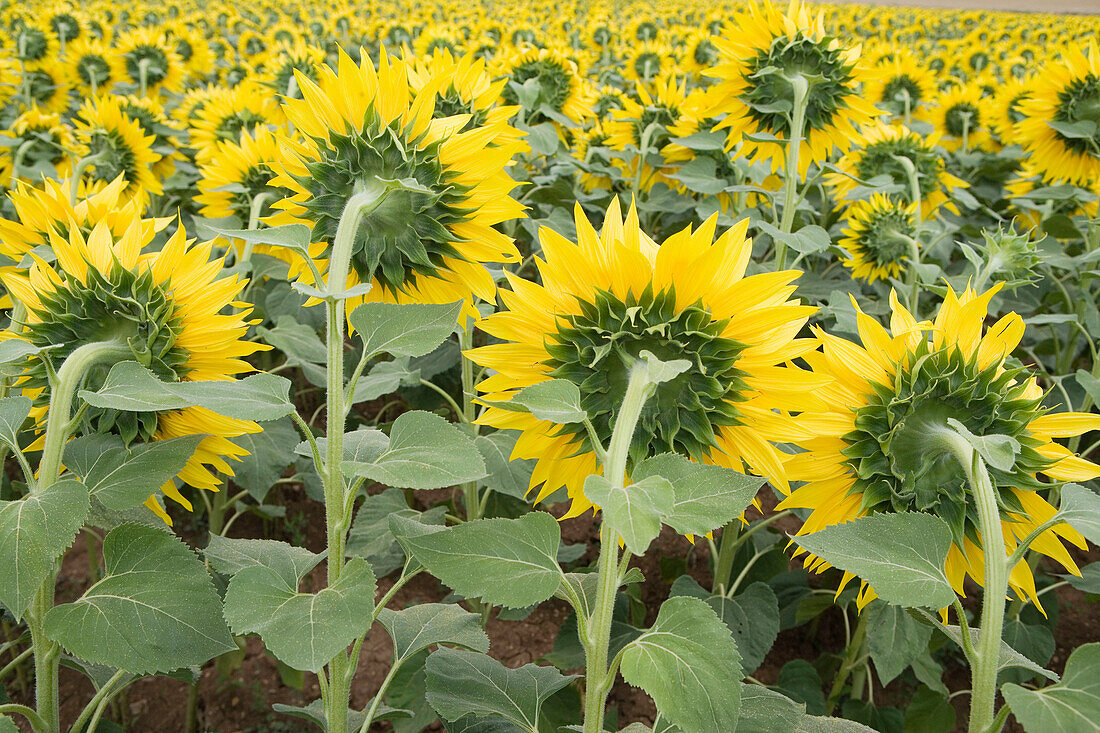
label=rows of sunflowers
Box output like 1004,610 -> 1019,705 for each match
0,0 -> 1099,731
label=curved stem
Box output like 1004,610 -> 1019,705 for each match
936,431 -> 1007,733
777,74 -> 810,269
582,363 -> 652,733
69,669 -> 129,733
0,703 -> 48,733
825,610 -> 869,715
68,151 -> 109,205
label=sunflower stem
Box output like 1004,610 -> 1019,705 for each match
138,57 -> 151,97
936,429 -> 1008,733
777,74 -> 810,269
711,520 -> 740,594
10,139 -> 35,186
825,610 -> 869,715
318,188 -> 390,733
459,326 -> 482,522
583,361 -> 654,733
27,339 -> 132,733
68,150 -> 109,205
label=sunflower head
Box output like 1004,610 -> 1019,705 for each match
269,49 -> 522,319
782,286 -> 1099,607
468,198 -> 823,516
0,107 -> 73,184
65,38 -> 118,95
708,0 -> 880,173
73,96 -> 163,201
498,47 -> 591,126
1017,41 -> 1100,187
839,194 -> 918,284
828,122 -> 966,218
114,27 -> 185,96
1,212 -> 265,523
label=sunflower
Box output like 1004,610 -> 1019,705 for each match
268,49 -> 523,323
707,0 -> 880,175
405,48 -> 519,142
865,51 -> 936,122
113,27 -> 185,96
196,126 -> 291,226
778,284 -> 1099,608
0,107 -> 73,186
573,122 -> 615,193
189,81 -> 281,164
1,213 -> 265,523
681,30 -> 720,77
990,76 -> 1034,143
0,175 -> 160,270
64,38 -> 119,96
12,23 -> 53,65
467,198 -> 826,517
1016,41 -> 1100,188
19,62 -> 72,115
827,121 -> 967,219
931,83 -> 994,152
838,194 -> 919,284
605,76 -> 688,192
72,95 -> 163,202
164,22 -> 215,83
497,46 -> 591,127
623,41 -> 676,87
114,95 -> 182,180
259,40 -> 324,99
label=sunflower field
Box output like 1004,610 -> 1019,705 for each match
0,0 -> 1099,731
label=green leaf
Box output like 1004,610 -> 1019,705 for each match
1046,118 -> 1098,139
425,648 -> 575,728
938,625 -> 1058,680
44,523 -> 234,674
486,379 -> 587,423
1077,370 -> 1100,405
865,603 -> 931,685
946,419 -> 1019,471
342,410 -> 486,490
638,350 -> 691,385
776,660 -> 826,715
476,432 -> 536,501
0,339 -> 44,373
668,576 -> 778,676
203,535 -> 321,578
347,488 -> 446,576
620,596 -> 741,733
1058,484 -> 1100,544
583,474 -> 673,555
904,685 -> 956,733
791,513 -> 955,609
80,361 -> 294,421
795,718 -> 876,732
65,435 -> 203,510
633,453 -> 765,537
349,301 -> 461,358
394,512 -> 562,608
352,358 -> 419,403
670,157 -> 726,195
272,698 -> 412,731
1063,562 -> 1100,594
756,221 -> 831,255
1002,642 -> 1100,732
198,222 -> 314,263
257,316 -> 327,365
738,685 -> 804,733
0,718 -> 18,733
229,417 -> 301,502
379,603 -> 489,662
0,478 -> 89,620
223,556 -> 376,672
0,396 -> 31,450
